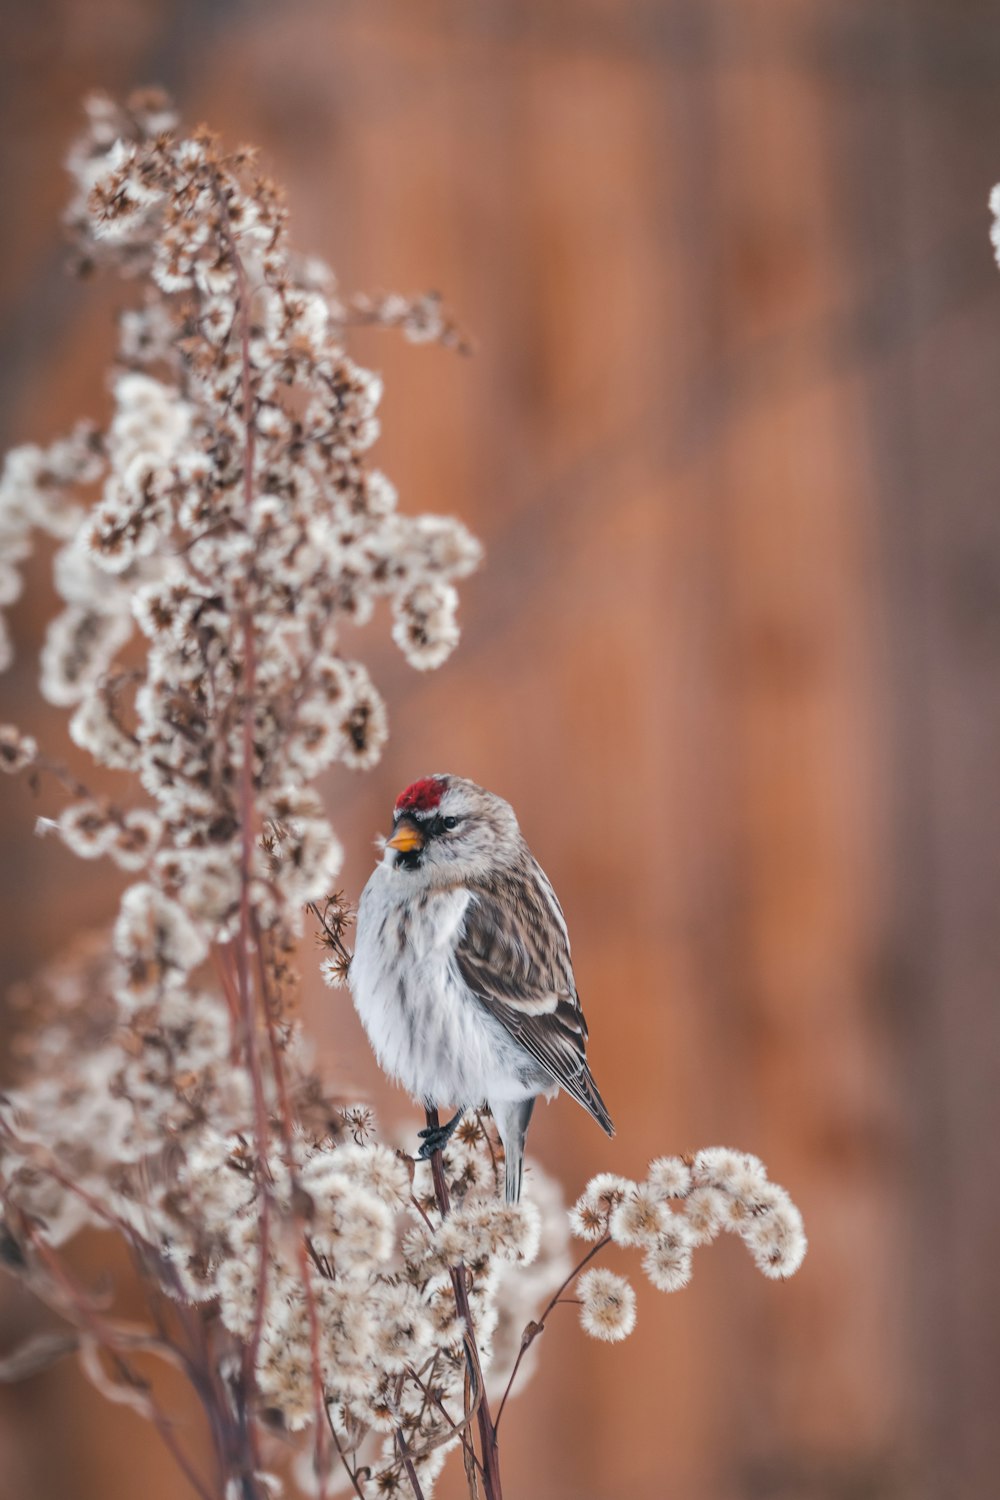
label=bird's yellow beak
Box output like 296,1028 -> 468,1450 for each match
386,819 -> 424,853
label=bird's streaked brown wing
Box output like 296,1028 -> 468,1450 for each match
454,864 -> 614,1136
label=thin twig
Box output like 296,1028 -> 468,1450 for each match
494,1234 -> 612,1433
395,1422 -> 428,1500
250,911 -> 332,1498
407,1366 -> 484,1474
307,897 -> 353,967
324,1405 -> 369,1500
225,204 -> 332,1500
461,1364 -> 481,1500
214,178 -> 283,1500
425,1107 -> 504,1500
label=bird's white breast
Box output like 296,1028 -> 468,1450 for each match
350,864 -> 539,1108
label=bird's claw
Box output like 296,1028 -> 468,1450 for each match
416,1109 -> 464,1160
417,1127 -> 451,1160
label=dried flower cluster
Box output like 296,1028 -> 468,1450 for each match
2,88 -> 480,788
0,93 -> 806,1500
569,1151 -> 807,1342
0,939 -> 571,1497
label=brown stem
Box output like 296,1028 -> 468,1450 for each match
324,1407 -> 368,1500
395,1423 -> 427,1500
493,1234 -> 612,1433
307,897 -> 353,971
212,944 -> 243,1039
249,918 -> 330,1499
406,1367 -> 484,1475
220,194 -> 282,1500
424,1107 -> 504,1500
251,914 -> 297,1144
229,218 -> 330,1500
227,237 -> 270,1254
293,1234 -> 331,1500
185,1302 -> 236,1499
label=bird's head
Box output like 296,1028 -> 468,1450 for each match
382,774 -> 521,883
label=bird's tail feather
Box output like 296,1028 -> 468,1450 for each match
505,1146 -> 523,1204
575,1063 -> 615,1138
492,1096 -> 536,1203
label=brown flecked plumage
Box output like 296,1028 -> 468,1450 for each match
455,870 -> 613,1136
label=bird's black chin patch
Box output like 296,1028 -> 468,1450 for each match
394,847 -> 424,872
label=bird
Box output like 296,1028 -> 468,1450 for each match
349,774 -> 614,1202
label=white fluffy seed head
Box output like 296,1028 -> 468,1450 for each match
439,1196 -> 544,1265
691,1147 -> 766,1193
681,1185 -> 728,1245
367,1281 -> 432,1374
328,1142 -> 411,1209
740,1190 -> 808,1279
609,1186 -> 668,1247
58,798 -> 118,859
569,1173 -> 635,1241
0,724 -> 38,773
642,1238 -> 694,1293
647,1155 -> 692,1199
112,881 -> 208,1009
577,1268 -> 637,1343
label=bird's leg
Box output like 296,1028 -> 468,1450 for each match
417,1108 -> 465,1159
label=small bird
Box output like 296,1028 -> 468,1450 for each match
349,774 -> 614,1202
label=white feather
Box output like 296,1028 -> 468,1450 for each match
351,860 -> 549,1110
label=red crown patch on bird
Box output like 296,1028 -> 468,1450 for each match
395,777 -> 446,815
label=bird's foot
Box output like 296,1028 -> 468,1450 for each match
417,1109 -> 465,1160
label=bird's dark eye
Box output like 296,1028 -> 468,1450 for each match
442,816 -> 459,830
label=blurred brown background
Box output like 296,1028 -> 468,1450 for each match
3,1 -> 1000,1497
